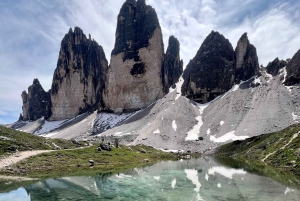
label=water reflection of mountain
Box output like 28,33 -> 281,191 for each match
24,158 -> 300,201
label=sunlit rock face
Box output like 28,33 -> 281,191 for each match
162,35 -> 183,93
266,57 -> 287,76
181,31 -> 235,103
234,33 -> 259,83
21,78 -> 51,121
285,49 -> 300,85
104,0 -> 164,112
50,27 -> 108,120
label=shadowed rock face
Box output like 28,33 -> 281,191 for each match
235,33 -> 259,82
285,49 -> 300,86
105,0 -> 164,112
162,35 -> 183,93
21,79 -> 51,121
50,27 -> 108,120
266,57 -> 287,76
181,31 -> 235,103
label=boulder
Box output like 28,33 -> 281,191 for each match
100,143 -> 111,151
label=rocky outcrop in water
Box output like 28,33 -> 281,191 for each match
50,27 -> 108,120
104,0 -> 164,112
21,79 -> 51,121
284,49 -> 300,85
162,35 -> 183,93
235,33 -> 259,82
181,31 -> 235,103
266,57 -> 287,76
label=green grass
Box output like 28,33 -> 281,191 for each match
0,144 -> 177,178
216,123 -> 300,177
0,126 -> 81,157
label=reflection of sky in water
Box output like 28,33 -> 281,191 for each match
0,188 -> 30,201
1,157 -> 300,201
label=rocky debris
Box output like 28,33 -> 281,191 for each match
234,33 -> 259,82
104,0 -> 164,112
50,27 -> 108,120
21,79 -> 51,121
162,35 -> 183,93
89,160 -> 94,166
266,57 -> 287,76
99,143 -> 111,151
284,49 -> 300,85
181,31 -> 235,103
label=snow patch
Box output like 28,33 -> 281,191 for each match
42,132 -> 58,138
205,174 -> 209,181
185,102 -> 209,141
221,78 -> 251,99
208,166 -> 246,179
265,72 -> 273,83
253,76 -> 261,85
153,129 -> 160,134
153,176 -> 160,181
159,148 -> 183,153
172,120 -> 177,131
286,86 -> 293,93
284,187 -> 294,195
279,67 -> 287,83
35,119 -> 68,135
169,76 -> 184,101
292,113 -> 300,121
94,112 -> 136,135
217,183 -> 221,188
220,121 -> 224,126
206,128 -> 210,135
210,131 -> 249,143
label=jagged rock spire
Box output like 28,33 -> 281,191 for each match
235,33 -> 259,82
50,27 -> 108,120
285,49 -> 300,85
104,0 -> 164,112
21,78 -> 51,121
162,35 -> 183,93
266,57 -> 287,76
182,30 -> 235,103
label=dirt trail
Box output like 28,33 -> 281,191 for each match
0,150 -> 54,170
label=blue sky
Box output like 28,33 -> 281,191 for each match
0,0 -> 300,124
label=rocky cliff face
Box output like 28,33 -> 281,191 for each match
162,35 -> 183,93
104,0 -> 164,112
235,33 -> 259,82
50,27 -> 108,120
21,79 -> 51,121
181,31 -> 235,103
284,49 -> 300,85
266,57 -> 287,76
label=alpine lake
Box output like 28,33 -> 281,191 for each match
1,157 -> 300,201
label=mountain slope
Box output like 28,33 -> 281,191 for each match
97,69 -> 300,153
216,123 -> 300,176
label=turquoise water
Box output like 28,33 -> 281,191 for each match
1,157 -> 300,201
